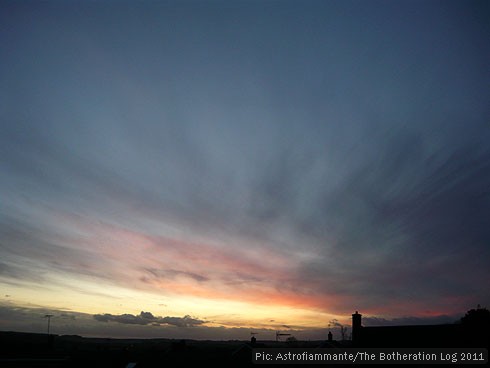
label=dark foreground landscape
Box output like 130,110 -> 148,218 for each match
1,329 -> 488,368
1,308 -> 488,367
0,331 -> 327,368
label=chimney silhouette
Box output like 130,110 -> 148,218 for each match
352,311 -> 362,344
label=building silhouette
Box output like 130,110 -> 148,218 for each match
351,310 -> 489,348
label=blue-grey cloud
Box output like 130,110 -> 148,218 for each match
144,268 -> 209,283
363,315 -> 460,327
93,311 -> 205,327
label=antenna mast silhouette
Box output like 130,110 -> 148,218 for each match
276,331 -> 291,342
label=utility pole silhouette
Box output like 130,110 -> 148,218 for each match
44,314 -> 53,335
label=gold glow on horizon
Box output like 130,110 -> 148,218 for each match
1,272 -> 346,331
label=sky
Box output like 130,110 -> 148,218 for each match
0,0 -> 489,340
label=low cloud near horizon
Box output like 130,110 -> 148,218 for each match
93,311 -> 205,328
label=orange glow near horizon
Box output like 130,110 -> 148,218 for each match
0,208 -> 471,337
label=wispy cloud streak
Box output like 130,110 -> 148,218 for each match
1,0 -> 489,337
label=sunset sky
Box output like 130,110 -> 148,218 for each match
1,0 -> 489,340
